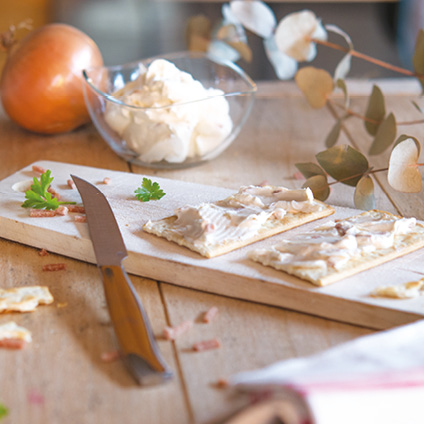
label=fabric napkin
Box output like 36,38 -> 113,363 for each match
227,319 -> 424,424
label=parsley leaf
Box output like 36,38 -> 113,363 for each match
21,169 -> 76,210
0,403 -> 8,420
135,178 -> 166,202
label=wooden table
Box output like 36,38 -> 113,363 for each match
0,79 -> 422,424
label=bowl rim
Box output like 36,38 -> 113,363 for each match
82,50 -> 257,110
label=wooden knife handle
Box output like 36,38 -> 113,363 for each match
99,264 -> 172,384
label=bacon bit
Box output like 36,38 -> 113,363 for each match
29,209 -> 56,218
68,205 -> 85,213
203,306 -> 219,323
32,165 -> 47,174
47,186 -> 61,200
293,171 -> 304,180
67,179 -> 76,189
42,263 -> 67,272
74,215 -> 87,223
103,177 -> 112,185
163,320 -> 193,341
215,378 -> 229,389
56,205 -> 68,216
192,338 -> 221,352
27,390 -> 45,405
0,338 -> 27,349
100,350 -> 122,363
38,248 -> 49,257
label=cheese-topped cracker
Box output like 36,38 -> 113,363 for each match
143,185 -> 334,258
0,321 -> 32,348
0,286 -> 54,313
249,210 -> 424,286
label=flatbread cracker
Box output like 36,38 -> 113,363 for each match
143,185 -> 334,258
249,210 -> 424,286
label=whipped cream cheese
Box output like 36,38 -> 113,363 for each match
171,185 -> 325,247
104,59 -> 233,163
249,210 -> 422,285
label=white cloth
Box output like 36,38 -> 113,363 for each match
228,319 -> 424,424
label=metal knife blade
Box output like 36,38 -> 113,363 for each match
71,175 -> 173,386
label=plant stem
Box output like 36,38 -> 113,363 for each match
327,167 -> 388,186
329,99 -> 424,126
311,37 -> 423,78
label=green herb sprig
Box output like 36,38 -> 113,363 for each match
21,170 -> 76,210
135,178 -> 166,202
0,403 -> 8,420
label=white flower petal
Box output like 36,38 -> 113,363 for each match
275,10 -> 327,62
264,36 -> 298,80
230,0 -> 277,38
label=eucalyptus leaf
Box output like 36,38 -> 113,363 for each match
226,40 -> 252,62
412,29 -> 424,92
388,137 -> 422,193
316,145 -> 369,187
336,78 -> 349,108
393,134 -> 420,153
411,100 -> 424,114
354,176 -> 375,210
295,67 -> 334,109
207,40 -> 241,63
325,24 -> 353,49
368,113 -> 396,155
295,162 -> 326,178
230,0 -> 276,38
334,53 -> 352,81
302,175 -> 330,201
264,36 -> 298,80
364,85 -> 385,136
325,119 -> 342,148
186,15 -> 212,51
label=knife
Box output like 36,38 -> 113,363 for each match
71,175 -> 173,386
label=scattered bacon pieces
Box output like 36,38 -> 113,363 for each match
192,338 -> 221,352
38,248 -> 49,257
67,205 -> 85,213
67,179 -> 76,189
203,306 -> 219,323
100,350 -> 122,363
32,165 -> 47,174
56,205 -> 68,216
42,263 -> 67,272
29,209 -> 56,218
74,215 -> 87,223
47,186 -> 61,200
0,338 -> 27,349
163,320 -> 193,341
103,177 -> 111,185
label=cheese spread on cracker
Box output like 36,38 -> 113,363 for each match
143,185 -> 334,258
249,210 -> 424,286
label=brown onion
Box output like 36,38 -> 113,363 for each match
0,23 -> 103,134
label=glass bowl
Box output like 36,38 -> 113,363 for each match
82,51 -> 256,169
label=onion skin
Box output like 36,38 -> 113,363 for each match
0,23 -> 103,134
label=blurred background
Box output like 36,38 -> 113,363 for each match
0,0 -> 421,80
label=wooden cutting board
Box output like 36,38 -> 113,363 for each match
1,160 -> 424,330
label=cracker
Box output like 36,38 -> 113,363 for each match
0,286 -> 54,313
249,210 -> 424,286
143,185 -> 334,258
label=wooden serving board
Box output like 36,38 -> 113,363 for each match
1,160 -> 424,330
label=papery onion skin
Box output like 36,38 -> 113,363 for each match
0,23 -> 103,134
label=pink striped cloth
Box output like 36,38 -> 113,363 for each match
228,319 -> 424,424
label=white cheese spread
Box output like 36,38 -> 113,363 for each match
104,59 -> 233,163
171,185 -> 325,247
249,210 -> 419,284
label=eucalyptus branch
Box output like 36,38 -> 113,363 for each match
310,37 -> 423,79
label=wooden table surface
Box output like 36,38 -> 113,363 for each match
0,79 -> 422,424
